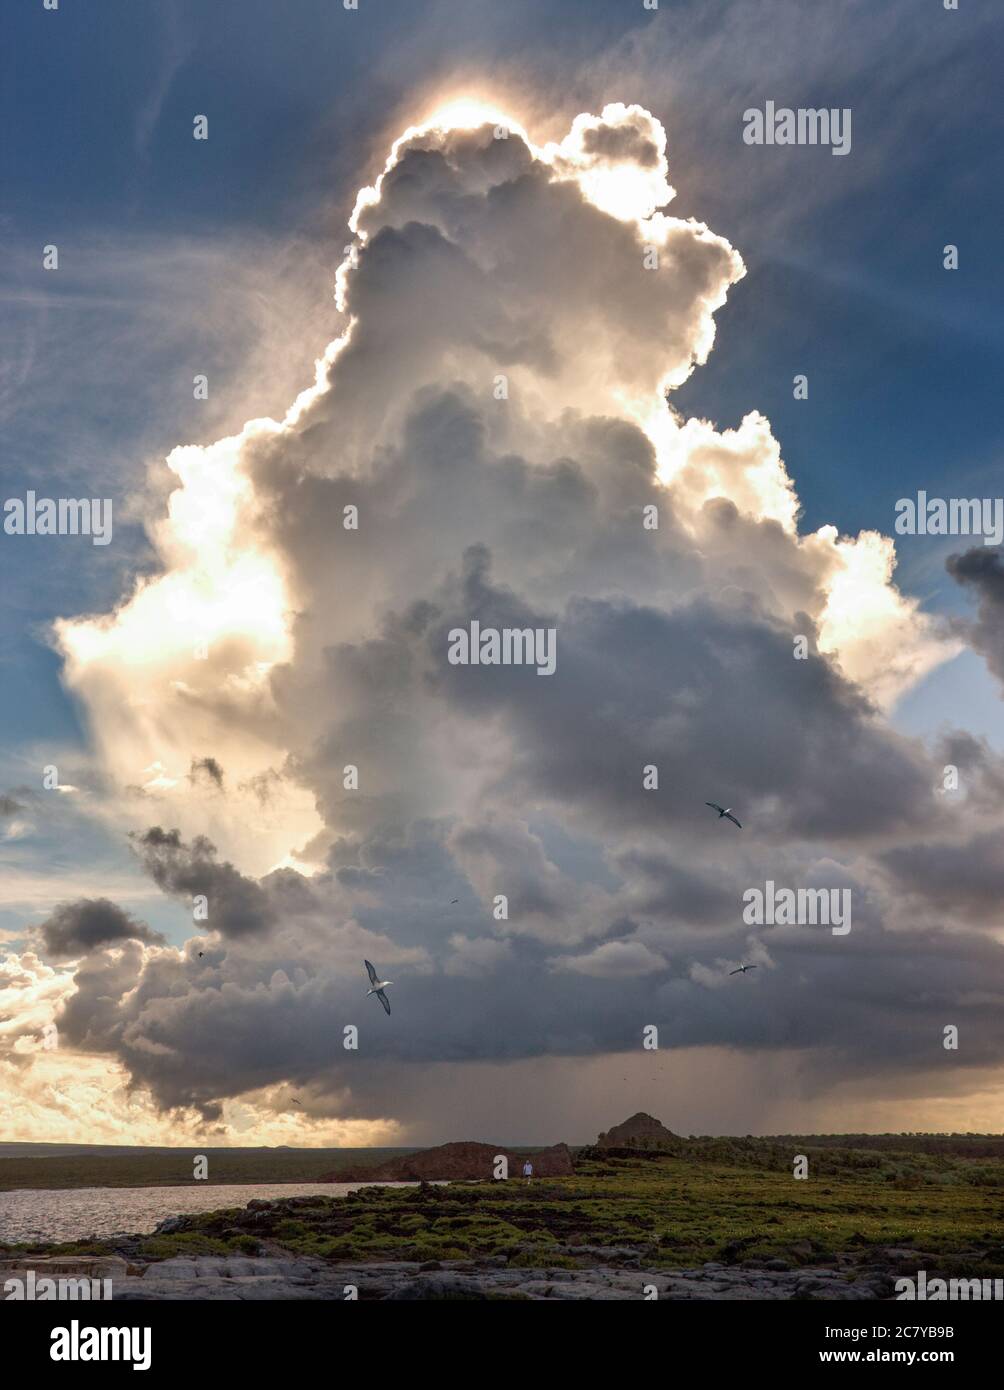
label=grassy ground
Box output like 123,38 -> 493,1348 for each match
6,1144 -> 1004,1273
0,1148 -> 416,1191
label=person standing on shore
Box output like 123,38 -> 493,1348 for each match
522,1159 -> 533,1184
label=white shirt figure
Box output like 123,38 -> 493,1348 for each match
522,1160 -> 533,1183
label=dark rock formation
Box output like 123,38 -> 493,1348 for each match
319,1140 -> 574,1182
102,1252 -> 905,1301
596,1113 -> 679,1150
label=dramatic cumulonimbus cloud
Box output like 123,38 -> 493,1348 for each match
8,102 -> 1002,1143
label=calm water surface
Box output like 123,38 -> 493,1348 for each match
0,1182 -> 412,1243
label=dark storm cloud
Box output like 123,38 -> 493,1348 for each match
49,888 -> 1004,1121
57,939 -> 148,1050
131,827 -> 275,937
426,544 -> 936,843
947,546 -> 1004,684
37,898 -> 165,960
931,729 -> 1004,811
614,848 -> 741,926
880,831 -> 1004,926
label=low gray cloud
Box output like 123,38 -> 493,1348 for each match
552,940 -> 667,978
131,827 -> 275,937
37,898 -> 165,960
880,831 -> 1004,927
947,546 -> 1004,685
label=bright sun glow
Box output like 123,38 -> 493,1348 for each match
425,98 -> 512,131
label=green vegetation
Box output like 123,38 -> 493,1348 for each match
588,1134 -> 1004,1188
7,1141 -> 1001,1272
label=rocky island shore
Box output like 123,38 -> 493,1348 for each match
5,1118 -> 1002,1301
0,1195 -> 933,1301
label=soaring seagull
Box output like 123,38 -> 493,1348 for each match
706,801 -> 742,829
729,963 -> 757,976
364,959 -> 392,1015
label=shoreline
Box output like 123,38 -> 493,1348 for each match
6,1139 -> 1003,1301
0,1178 -> 413,1194
0,1249 -> 908,1301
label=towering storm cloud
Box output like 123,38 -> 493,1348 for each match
7,102 -> 1000,1144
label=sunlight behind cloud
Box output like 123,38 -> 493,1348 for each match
27,97 -> 976,1147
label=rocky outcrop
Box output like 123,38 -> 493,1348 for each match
0,1255 -> 136,1284
320,1140 -> 574,1182
596,1113 -> 679,1149
105,1252 -> 898,1301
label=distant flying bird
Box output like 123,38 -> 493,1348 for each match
198,951 -> 204,957
292,1098 -> 303,1106
364,959 -> 392,1015
706,801 -> 742,829
450,899 -> 459,904
729,963 -> 757,975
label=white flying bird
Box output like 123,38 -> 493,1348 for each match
729,963 -> 757,976
706,801 -> 742,829
364,959 -> 392,1015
